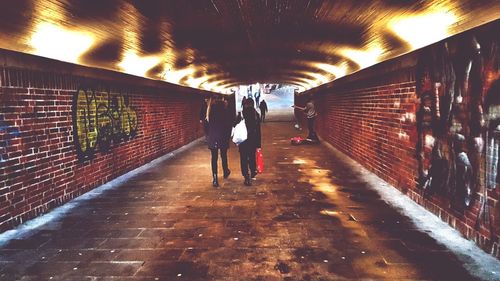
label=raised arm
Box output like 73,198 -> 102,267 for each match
292,105 -> 305,111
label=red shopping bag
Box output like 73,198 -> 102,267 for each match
256,148 -> 264,173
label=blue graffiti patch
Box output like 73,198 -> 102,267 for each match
0,120 -> 21,162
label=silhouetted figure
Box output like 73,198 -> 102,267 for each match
259,100 -> 268,122
207,97 -> 232,187
199,96 -> 209,141
237,98 -> 261,186
255,90 -> 261,108
241,96 -> 247,109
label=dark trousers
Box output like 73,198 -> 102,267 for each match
260,110 -> 266,122
307,117 -> 317,139
239,144 -> 256,177
210,148 -> 228,174
203,121 -> 209,139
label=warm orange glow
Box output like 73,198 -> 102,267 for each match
389,9 -> 457,50
162,67 -> 196,85
313,63 -> 348,79
295,81 -> 313,91
29,23 -> 94,64
305,72 -> 329,85
201,80 -> 227,93
118,51 -> 161,77
339,42 -> 384,69
320,210 -> 340,217
298,164 -> 338,197
296,86 -> 306,92
3,0 -> 492,94
185,75 -> 209,88
292,158 -> 307,164
294,77 -> 320,89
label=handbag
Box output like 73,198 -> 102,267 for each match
232,118 -> 247,145
256,148 -> 264,173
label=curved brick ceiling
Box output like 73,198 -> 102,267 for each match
0,0 -> 498,93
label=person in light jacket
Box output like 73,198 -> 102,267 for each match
293,96 -> 318,140
237,98 -> 262,186
207,97 -> 232,187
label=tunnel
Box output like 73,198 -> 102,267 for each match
0,1 -> 500,280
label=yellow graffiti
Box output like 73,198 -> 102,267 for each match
74,89 -> 138,160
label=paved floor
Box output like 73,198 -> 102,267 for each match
0,122 -> 487,280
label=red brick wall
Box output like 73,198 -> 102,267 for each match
295,66 -> 418,194
0,49 -> 208,231
300,21 -> 500,258
317,80 -> 418,190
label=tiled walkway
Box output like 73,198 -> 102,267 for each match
0,122 -> 490,280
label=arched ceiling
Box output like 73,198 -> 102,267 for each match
0,0 -> 498,93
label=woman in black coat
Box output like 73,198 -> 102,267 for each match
238,98 -> 261,186
207,97 -> 232,187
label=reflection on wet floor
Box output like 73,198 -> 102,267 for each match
0,122 -> 490,280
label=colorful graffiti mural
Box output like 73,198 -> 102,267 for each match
415,28 -> 499,215
73,89 -> 138,161
0,120 -> 20,162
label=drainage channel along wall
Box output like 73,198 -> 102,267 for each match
0,49 -> 211,232
296,20 -> 500,258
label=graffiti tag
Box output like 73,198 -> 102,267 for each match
73,89 -> 138,161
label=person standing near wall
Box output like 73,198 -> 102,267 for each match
293,96 -> 318,140
238,98 -> 262,186
199,96 -> 209,141
259,100 -> 268,123
207,97 -> 232,187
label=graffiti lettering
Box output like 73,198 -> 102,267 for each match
73,89 -> 138,161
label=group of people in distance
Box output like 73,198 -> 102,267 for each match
200,96 -> 262,187
199,94 -> 317,188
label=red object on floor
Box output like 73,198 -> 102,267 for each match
256,148 -> 264,173
290,136 -> 305,145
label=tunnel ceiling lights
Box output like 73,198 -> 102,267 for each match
118,51 -> 162,77
29,22 -> 94,64
388,8 -> 458,50
0,0 -> 498,94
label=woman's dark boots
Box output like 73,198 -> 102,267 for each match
223,169 -> 231,179
212,173 -> 219,187
244,176 -> 251,186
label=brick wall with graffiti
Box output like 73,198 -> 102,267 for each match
309,20 -> 500,258
0,58 -> 205,231
73,89 -> 138,161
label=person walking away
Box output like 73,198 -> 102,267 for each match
207,97 -> 232,187
255,90 -> 261,108
241,96 -> 247,110
259,100 -> 268,123
237,98 -> 262,186
292,96 -> 318,140
199,96 -> 209,141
